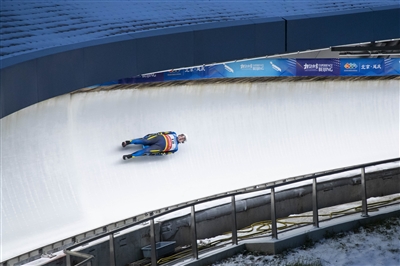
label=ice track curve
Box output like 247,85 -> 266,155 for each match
1,79 -> 399,260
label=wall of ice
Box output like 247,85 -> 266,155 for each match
1,79 -> 399,261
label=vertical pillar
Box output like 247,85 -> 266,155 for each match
66,254 -> 71,266
271,187 -> 278,239
109,233 -> 116,266
150,219 -> 157,266
312,178 -> 319,228
361,167 -> 369,217
231,195 -> 238,245
191,205 -> 198,259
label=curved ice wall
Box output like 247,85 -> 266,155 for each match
1,79 -> 399,260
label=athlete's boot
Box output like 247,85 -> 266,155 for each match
122,140 -> 131,148
123,154 -> 133,160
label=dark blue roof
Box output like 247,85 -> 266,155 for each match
1,0 -> 398,60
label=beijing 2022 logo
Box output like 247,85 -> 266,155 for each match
344,62 -> 358,70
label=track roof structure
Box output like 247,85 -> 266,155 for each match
1,0 -> 397,60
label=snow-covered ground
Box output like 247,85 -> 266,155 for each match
212,216 -> 400,266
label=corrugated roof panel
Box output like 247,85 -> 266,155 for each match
0,0 -> 398,59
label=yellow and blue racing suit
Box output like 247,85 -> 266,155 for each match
128,131 -> 179,157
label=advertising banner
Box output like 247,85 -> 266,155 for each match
383,58 -> 400,75
164,65 -> 208,81
340,58 -> 385,76
102,58 -> 399,86
296,59 -> 340,76
207,59 -> 296,78
119,73 -> 164,84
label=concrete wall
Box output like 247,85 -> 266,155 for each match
160,168 -> 400,247
42,224 -> 160,266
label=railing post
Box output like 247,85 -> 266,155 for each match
109,233 -> 116,266
150,219 -> 157,266
191,205 -> 198,259
271,187 -> 278,239
231,195 -> 238,245
312,177 -> 319,228
361,167 -> 369,217
66,253 -> 71,266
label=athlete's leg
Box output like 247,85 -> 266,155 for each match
131,144 -> 163,157
123,137 -> 157,148
123,135 -> 165,159
130,135 -> 164,146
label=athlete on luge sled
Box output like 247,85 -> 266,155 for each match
121,131 -> 187,160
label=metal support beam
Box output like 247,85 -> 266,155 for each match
64,251 -> 94,266
231,195 -> 238,245
191,205 -> 198,259
271,187 -> 278,239
109,233 -> 116,266
150,219 -> 157,266
312,178 -> 319,228
331,45 -> 400,52
361,167 -> 369,217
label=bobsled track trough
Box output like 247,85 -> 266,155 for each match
1,77 -> 400,262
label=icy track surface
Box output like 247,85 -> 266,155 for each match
1,80 -> 399,260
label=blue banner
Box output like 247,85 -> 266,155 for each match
119,73 -> 164,84
163,65 -> 207,81
207,59 -> 296,78
383,58 -> 400,75
103,58 -> 400,86
296,59 -> 340,76
340,58 -> 385,76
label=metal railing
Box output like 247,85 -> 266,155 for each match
2,157 -> 398,266
61,157 -> 399,266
